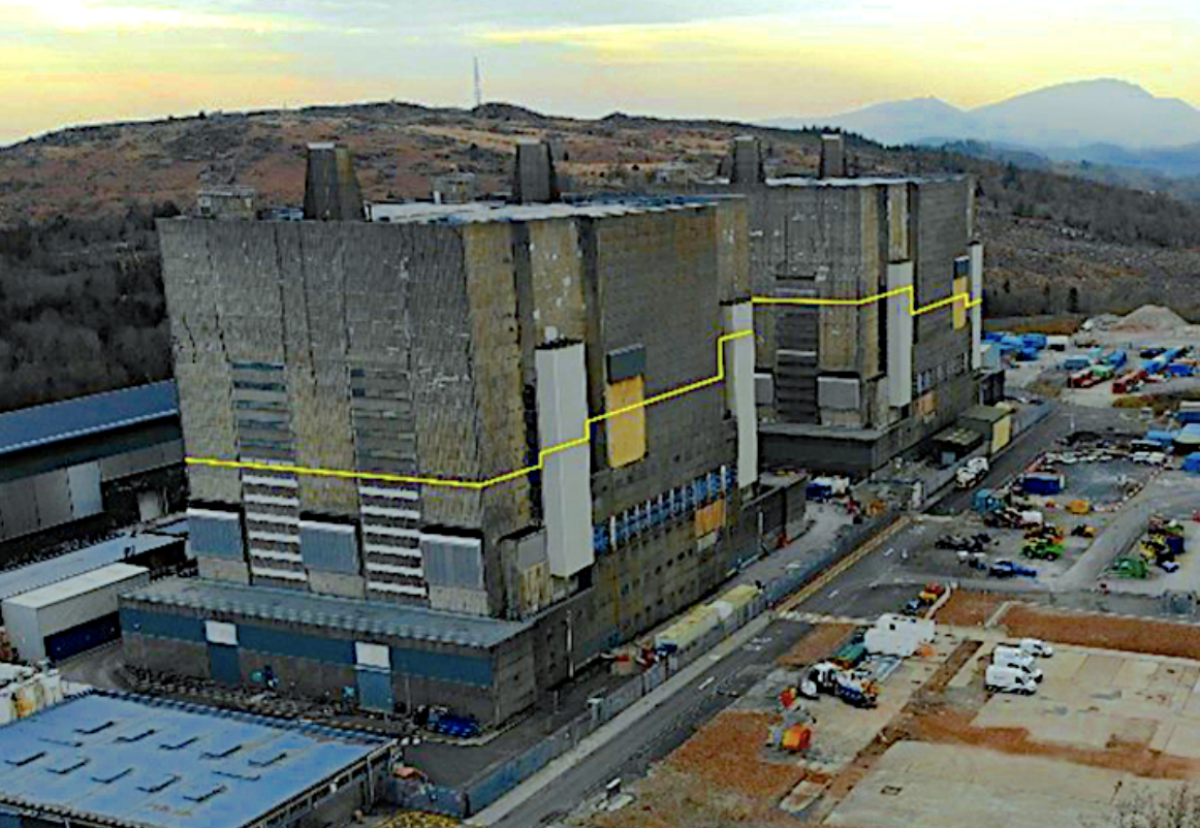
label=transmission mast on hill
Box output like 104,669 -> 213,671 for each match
473,57 -> 482,108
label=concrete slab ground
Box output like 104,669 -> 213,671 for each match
824,741 -> 1182,828
960,639 -> 1200,755
789,631 -> 958,776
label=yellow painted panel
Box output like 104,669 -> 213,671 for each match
916,391 -> 937,422
953,276 -> 968,330
605,377 -> 646,468
992,414 -> 1013,454
695,498 -> 727,538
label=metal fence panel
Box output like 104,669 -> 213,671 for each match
389,781 -> 465,817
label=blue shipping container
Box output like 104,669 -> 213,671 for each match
1022,473 -> 1065,495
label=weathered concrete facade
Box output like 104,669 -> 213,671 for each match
743,171 -> 981,475
144,192 -> 761,723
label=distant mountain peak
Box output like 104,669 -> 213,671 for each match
765,78 -> 1200,152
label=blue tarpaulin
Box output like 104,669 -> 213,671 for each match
1184,453 -> 1200,473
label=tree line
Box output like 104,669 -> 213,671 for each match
0,204 -> 178,413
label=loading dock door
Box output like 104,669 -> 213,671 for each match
208,644 -> 241,685
356,667 -> 394,713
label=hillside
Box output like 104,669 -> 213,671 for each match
1,101 -> 1199,411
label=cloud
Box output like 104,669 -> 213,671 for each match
5,0 -> 324,33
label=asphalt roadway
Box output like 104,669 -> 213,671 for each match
484,617 -> 812,828
930,401 -> 1144,514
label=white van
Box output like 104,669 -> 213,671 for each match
985,664 -> 1038,695
992,647 -> 1044,682
1015,638 -> 1054,658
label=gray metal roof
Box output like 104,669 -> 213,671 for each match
765,174 -> 967,188
0,381 -> 178,457
125,578 -> 531,649
0,690 -> 391,828
366,194 -> 726,226
0,531 -> 182,604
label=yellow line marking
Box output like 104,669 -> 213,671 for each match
751,285 -> 981,314
187,286 -> 980,489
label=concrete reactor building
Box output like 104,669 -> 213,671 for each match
124,142 -> 761,725
726,135 -> 985,475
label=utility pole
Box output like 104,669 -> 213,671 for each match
473,57 -> 482,108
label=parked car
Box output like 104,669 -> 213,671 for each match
901,598 -> 924,616
989,560 -> 1037,579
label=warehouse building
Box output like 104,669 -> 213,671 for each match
4,562 -> 149,663
0,527 -> 183,609
122,578 -> 534,724
0,382 -> 185,563
0,690 -> 396,828
134,143 -> 762,725
725,136 -> 985,475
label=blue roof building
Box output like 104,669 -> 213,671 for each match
0,691 -> 395,828
0,382 -> 184,549
0,382 -> 178,459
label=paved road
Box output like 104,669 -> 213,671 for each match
930,402 -> 1142,515
487,618 -> 810,828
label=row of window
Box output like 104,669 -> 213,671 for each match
913,351 -> 971,395
593,465 -> 735,555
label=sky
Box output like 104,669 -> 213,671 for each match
2,0 -> 1199,145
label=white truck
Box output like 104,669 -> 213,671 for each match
955,457 -> 990,489
985,664 -> 1038,695
992,646 -> 1044,682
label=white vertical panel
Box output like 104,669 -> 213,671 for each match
722,303 -> 758,489
887,261 -> 914,407
535,343 -> 593,578
67,462 -> 103,519
970,242 -> 984,371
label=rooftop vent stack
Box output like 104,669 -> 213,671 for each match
513,141 -> 560,204
819,134 -> 846,179
730,135 -> 765,186
432,172 -> 477,205
303,143 -> 364,221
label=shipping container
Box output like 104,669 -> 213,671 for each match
1021,473 -> 1065,496
1063,356 -> 1091,371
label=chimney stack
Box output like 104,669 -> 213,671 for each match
819,134 -> 846,179
513,141 -> 560,204
730,135 -> 765,186
303,143 -> 364,221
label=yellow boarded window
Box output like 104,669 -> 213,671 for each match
694,498 -> 726,538
605,377 -> 646,467
952,276 -> 968,330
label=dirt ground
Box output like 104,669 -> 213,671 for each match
589,710 -> 812,828
777,624 -> 857,667
1000,604 -> 1200,660
933,592 -> 1010,627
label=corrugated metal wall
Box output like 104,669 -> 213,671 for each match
0,461 -> 103,542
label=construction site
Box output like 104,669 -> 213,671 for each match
566,596 -> 1200,828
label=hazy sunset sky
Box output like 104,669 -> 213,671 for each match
3,0 -> 1198,145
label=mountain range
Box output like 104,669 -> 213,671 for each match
765,79 -> 1200,177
